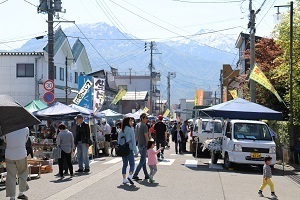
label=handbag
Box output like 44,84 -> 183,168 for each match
52,146 -> 61,159
116,136 -> 130,157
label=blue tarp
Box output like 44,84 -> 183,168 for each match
201,98 -> 283,120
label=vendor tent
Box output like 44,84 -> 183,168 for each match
34,102 -> 80,119
201,98 -> 282,120
69,104 -> 92,115
25,100 -> 48,113
133,109 -> 149,117
125,113 -> 139,119
100,109 -> 123,119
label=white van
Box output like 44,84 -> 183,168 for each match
221,120 -> 276,169
193,119 -> 223,144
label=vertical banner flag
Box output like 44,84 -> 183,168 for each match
93,78 -> 106,114
229,90 -> 238,99
111,88 -> 126,105
163,109 -> 170,118
73,76 -> 93,110
73,76 -> 93,109
195,89 -> 204,106
250,65 -> 283,102
143,107 -> 149,113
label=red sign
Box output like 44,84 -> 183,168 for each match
43,92 -> 55,104
43,79 -> 55,91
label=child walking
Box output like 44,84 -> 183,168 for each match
147,140 -> 163,183
258,156 -> 277,198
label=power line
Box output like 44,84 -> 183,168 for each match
74,23 -> 111,68
171,0 -> 241,3
107,0 -> 238,54
0,0 -> 8,5
256,0 -> 276,28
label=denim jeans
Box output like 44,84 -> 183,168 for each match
77,141 -> 90,170
122,150 -> 135,174
134,146 -> 149,177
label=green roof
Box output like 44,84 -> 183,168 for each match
25,100 -> 48,113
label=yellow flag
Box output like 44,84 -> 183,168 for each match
163,109 -> 170,117
229,90 -> 238,99
250,65 -> 283,102
143,107 -> 149,113
111,88 -> 127,105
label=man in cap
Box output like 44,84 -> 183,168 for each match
154,115 -> 167,160
74,114 -> 91,172
100,118 -> 111,156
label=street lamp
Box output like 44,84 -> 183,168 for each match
274,1 -> 294,149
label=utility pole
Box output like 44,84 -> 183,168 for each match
129,68 -> 132,84
220,70 -> 223,103
167,72 -> 176,117
65,57 -> 68,104
249,0 -> 256,102
149,41 -> 153,115
48,0 -> 54,94
214,91 -> 217,105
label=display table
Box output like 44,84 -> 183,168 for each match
32,143 -> 55,158
27,159 -> 42,180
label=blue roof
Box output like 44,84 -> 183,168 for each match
44,27 -> 67,55
201,98 -> 283,120
72,39 -> 84,60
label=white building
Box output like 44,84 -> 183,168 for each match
0,27 -> 92,106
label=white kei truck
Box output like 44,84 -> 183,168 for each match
211,119 -> 276,169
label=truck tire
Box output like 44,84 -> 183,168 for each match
211,151 -> 219,164
224,153 -> 232,169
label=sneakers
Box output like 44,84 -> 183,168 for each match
271,193 -> 277,199
127,177 -> 134,185
149,176 -> 155,183
123,178 -> 129,184
132,176 -> 142,181
84,168 -> 90,172
17,195 -> 28,200
258,190 -> 264,197
75,169 -> 84,173
144,175 -> 150,180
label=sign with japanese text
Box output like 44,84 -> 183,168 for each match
93,78 -> 106,114
163,109 -> 170,118
111,88 -> 126,105
76,76 -> 93,109
229,90 -> 238,99
73,78 -> 93,106
195,89 -> 204,106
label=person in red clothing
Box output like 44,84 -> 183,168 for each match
147,140 -> 163,183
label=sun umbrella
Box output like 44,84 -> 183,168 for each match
0,95 -> 41,136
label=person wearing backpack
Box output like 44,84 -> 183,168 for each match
118,117 -> 138,185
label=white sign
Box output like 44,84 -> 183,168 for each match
93,78 -> 105,114
72,79 -> 93,105
43,79 -> 55,91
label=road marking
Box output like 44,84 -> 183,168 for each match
45,162 -> 122,200
170,154 -> 193,157
103,157 -> 122,164
158,159 -> 175,166
184,159 -> 198,168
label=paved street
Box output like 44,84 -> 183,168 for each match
1,143 -> 299,200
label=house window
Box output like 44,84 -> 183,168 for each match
54,66 -> 57,79
60,67 -> 64,81
75,72 -> 78,83
16,64 -> 34,77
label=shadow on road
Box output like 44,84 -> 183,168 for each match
50,177 -> 73,183
138,179 -> 160,187
117,184 -> 140,191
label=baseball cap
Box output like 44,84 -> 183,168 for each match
158,115 -> 163,120
75,114 -> 83,119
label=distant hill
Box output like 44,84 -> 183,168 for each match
19,22 -> 238,103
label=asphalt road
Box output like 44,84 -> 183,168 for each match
1,142 -> 299,200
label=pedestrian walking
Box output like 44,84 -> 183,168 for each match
74,114 -> 91,173
110,126 -> 118,156
4,127 -> 30,200
56,124 -> 74,179
172,123 -> 184,154
181,120 -> 189,152
133,113 -> 150,181
118,117 -> 138,185
147,140 -> 163,183
258,156 -> 277,198
100,119 -> 111,156
154,115 -> 167,160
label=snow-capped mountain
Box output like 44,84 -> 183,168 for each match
19,22 -> 238,102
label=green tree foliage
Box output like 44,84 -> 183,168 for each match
274,1 -> 300,125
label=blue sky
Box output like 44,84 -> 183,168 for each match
0,0 -> 291,50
